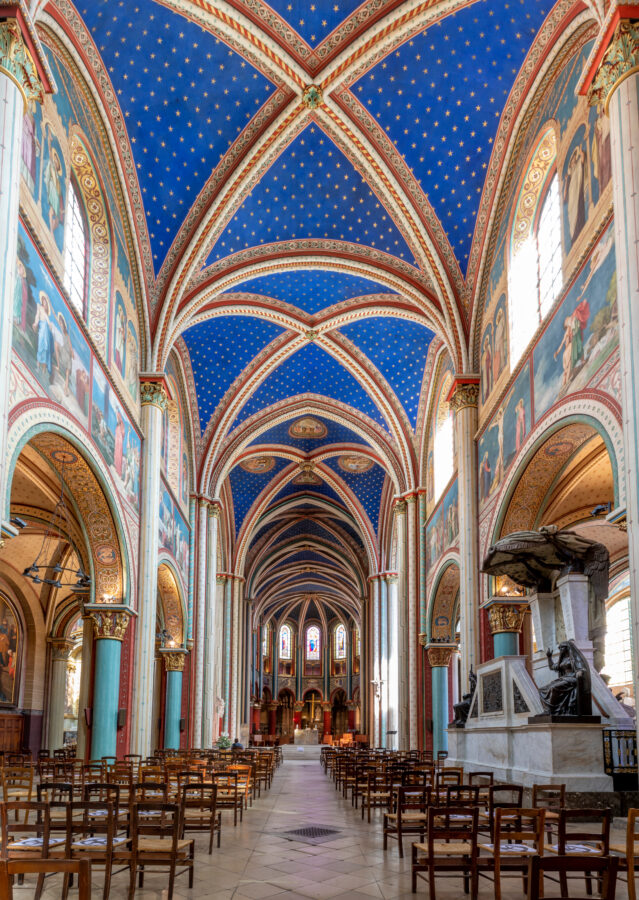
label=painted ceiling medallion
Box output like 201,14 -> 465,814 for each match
293,462 -> 322,485
239,456 -> 275,473
338,455 -> 374,474
289,417 -> 327,439
302,84 -> 323,109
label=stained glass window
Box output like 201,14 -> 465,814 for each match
279,623 -> 292,660
63,178 -> 88,318
334,624 -> 346,659
306,625 -> 320,660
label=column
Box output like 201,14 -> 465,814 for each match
267,701 -> 278,736
393,499 -> 410,750
192,497 -> 208,748
587,21 -> 639,722
359,597 -> 367,736
322,701 -> 331,736
0,16 -> 51,525
130,379 -> 168,757
448,379 -> 480,686
385,572 -> 398,750
485,600 -> 527,658
222,577 -> 232,733
47,639 -> 72,751
229,575 -> 244,740
251,701 -> 261,736
347,700 -> 357,732
86,605 -> 135,760
406,493 -> 418,748
418,488 -> 428,747
76,616 -> 93,759
201,503 -> 219,747
293,700 -> 304,730
160,649 -> 186,750
369,576 -> 381,746
427,644 -> 455,757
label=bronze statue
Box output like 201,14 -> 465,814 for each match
538,640 -> 592,717
481,525 -> 609,601
451,668 -> 477,727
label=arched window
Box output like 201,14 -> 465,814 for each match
63,178 -> 88,318
603,595 -> 633,695
509,129 -> 561,367
334,624 -> 346,660
279,624 -> 292,661
433,373 -> 454,502
306,625 -> 320,660
262,624 -> 270,660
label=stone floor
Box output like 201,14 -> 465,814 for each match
29,756 -> 631,900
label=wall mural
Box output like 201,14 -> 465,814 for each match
91,367 -> 141,512
426,479 -> 459,570
159,482 -> 190,585
0,595 -> 20,707
478,362 -> 531,502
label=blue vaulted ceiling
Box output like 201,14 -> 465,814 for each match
353,0 -> 553,272
207,125 -> 417,264
276,520 -> 341,546
339,317 -> 434,427
229,457 -> 291,536
249,416 -> 368,451
80,0 -> 276,271
323,458 -> 386,530
232,342 -> 388,429
182,316 -> 284,432
224,270 -> 397,315
266,0 -> 366,48
272,478 -> 344,506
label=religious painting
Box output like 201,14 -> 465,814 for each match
125,322 -> 138,401
91,366 -> 141,510
0,595 -> 20,707
481,324 -> 493,404
181,451 -> 189,505
40,124 -> 66,254
292,468 -> 322,485
562,125 -> 589,255
533,223 -> 617,420
21,102 -> 42,199
288,417 -> 327,439
338,455 -> 373,473
240,456 -> 275,473
589,104 -> 612,207
113,293 -> 127,376
478,362 -> 531,502
159,483 -> 190,584
12,226 -> 91,428
426,479 -> 459,569
492,294 -> 508,386
306,625 -> 321,660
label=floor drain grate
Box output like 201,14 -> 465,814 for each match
277,825 -> 341,844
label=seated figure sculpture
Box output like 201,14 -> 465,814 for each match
539,640 -> 592,717
451,669 -> 477,727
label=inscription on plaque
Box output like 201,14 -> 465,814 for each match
481,672 -> 503,713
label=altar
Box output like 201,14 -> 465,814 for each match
294,727 -> 319,745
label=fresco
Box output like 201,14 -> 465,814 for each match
478,361 -> 531,502
91,366 -> 141,510
562,124 -> 589,255
40,124 -> 66,254
426,479 -> 459,569
159,484 -> 190,584
13,226 -> 91,428
0,596 -> 20,706
534,223 -> 617,420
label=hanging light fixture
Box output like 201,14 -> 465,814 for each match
22,458 -> 91,593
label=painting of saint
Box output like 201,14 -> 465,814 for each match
54,311 -> 74,397
590,106 -> 611,202
33,290 -> 54,381
492,297 -> 508,383
91,366 -> 141,510
125,322 -> 138,400
481,330 -> 492,403
14,254 -> 35,333
181,452 -> 189,505
42,128 -> 65,250
563,131 -> 587,250
113,296 -> 126,375
479,451 -> 492,501
289,417 -> 327,439
338,455 -> 373,473
0,596 -> 20,706
515,398 -> 527,452
114,409 -> 126,479
21,103 -> 41,197
478,362 -> 531,501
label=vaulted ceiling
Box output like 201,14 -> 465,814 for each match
69,0 -> 569,624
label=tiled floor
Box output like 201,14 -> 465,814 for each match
32,755 -> 630,900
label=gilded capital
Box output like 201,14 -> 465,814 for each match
84,604 -> 134,641
48,638 -> 73,661
161,649 -> 187,672
589,20 -> 639,112
140,380 -> 169,411
427,644 -> 456,667
393,498 -> 407,516
0,18 -> 45,107
448,381 -> 480,413
487,603 -> 526,634
208,502 -> 221,519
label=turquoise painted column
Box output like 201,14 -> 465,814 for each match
485,601 -> 526,658
427,644 -> 455,757
161,649 -> 186,750
86,606 -> 134,760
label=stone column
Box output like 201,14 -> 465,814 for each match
76,616 -> 93,758
131,379 -> 168,757
586,19 -> 639,728
160,649 -> 186,750
202,503 -> 219,747
485,599 -> 527,658
267,701 -> 278,736
251,701 -> 261,736
380,574 -> 389,747
426,644 -> 455,757
0,15 -> 51,527
393,498 -> 410,750
222,576 -> 232,733
368,576 -> 381,746
386,571 -> 400,750
85,605 -> 135,760
347,700 -> 357,732
47,639 -> 72,752
229,575 -> 244,740
293,700 -> 304,730
448,379 -> 480,685
322,701 -> 332,736
192,497 -> 208,748
406,493 -> 418,748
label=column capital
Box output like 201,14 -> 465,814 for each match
485,600 -> 527,635
216,573 -> 229,585
0,10 -> 54,108
294,700 -> 305,712
159,648 -> 187,672
84,603 -> 136,641
426,643 -> 456,668
48,637 -> 73,661
267,701 -> 280,711
393,497 -> 407,515
585,18 -> 639,112
447,376 -> 480,412
208,501 -> 222,518
140,376 -> 169,411
320,701 -> 332,711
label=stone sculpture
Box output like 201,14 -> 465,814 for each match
539,639 -> 592,717
451,668 -> 477,727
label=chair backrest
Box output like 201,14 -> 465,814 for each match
445,784 -> 481,807
82,782 -> 121,806
427,806 -> 478,854
397,785 -> 431,820
557,808 -> 611,854
488,783 -> 524,813
526,855 -> 618,900
627,808 -> 639,861
532,783 -> 566,811
494,807 -> 545,850
0,802 -> 50,847
65,801 -> 118,844
180,782 -> 217,814
468,771 -> 494,787
436,768 -> 463,788
37,781 -> 73,804
0,859 -> 91,900
132,781 -> 169,802
130,802 -> 180,849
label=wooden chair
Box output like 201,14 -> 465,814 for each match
412,805 -> 479,899
478,783 -> 524,840
361,770 -> 391,823
435,767 -> 463,800
62,801 -> 129,900
480,807 -> 546,900
526,855 -> 618,900
383,785 -> 430,858
212,772 -> 241,826
36,782 -> 73,832
0,800 -> 66,900
179,782 -> 221,853
532,783 -> 565,841
545,808 -> 611,897
126,802 -> 194,900
611,806 -> 639,900
2,768 -> 33,819
0,859 -> 91,900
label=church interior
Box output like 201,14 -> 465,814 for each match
1,0 -> 639,896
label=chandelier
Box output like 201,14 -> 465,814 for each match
22,458 -> 91,593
